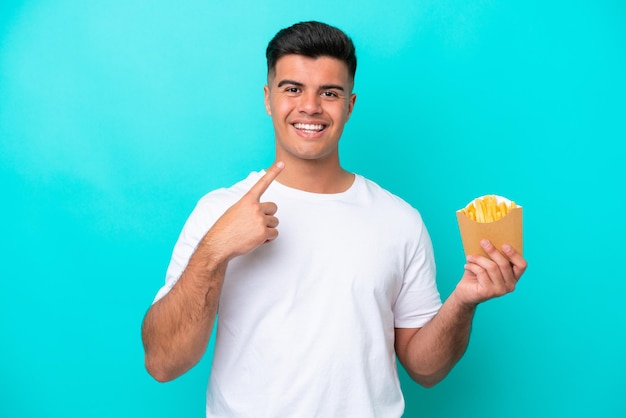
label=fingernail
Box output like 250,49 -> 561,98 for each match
502,244 -> 511,253
480,239 -> 490,248
276,161 -> 284,169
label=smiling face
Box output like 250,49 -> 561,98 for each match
264,55 -> 356,166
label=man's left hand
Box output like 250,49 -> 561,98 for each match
453,239 -> 528,308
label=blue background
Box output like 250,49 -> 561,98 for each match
1,1 -> 624,417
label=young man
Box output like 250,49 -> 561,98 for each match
142,21 -> 527,417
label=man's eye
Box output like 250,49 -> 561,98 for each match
286,87 -> 299,93
322,91 -> 338,98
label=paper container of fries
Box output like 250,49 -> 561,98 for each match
456,195 -> 523,257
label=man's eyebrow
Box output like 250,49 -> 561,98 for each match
277,79 -> 303,88
320,84 -> 345,92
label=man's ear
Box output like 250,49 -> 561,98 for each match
346,93 -> 357,121
264,85 -> 272,116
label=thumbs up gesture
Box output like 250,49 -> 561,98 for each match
203,161 -> 285,263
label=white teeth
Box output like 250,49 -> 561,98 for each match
294,123 -> 324,131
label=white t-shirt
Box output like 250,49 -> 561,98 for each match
154,171 -> 442,417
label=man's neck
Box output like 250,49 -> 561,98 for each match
273,158 -> 354,194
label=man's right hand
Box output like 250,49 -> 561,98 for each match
203,161 -> 285,262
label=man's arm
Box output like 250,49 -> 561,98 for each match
141,239 -> 227,382
395,239 -> 527,388
141,162 -> 284,382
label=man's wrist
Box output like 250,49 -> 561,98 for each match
449,290 -> 478,316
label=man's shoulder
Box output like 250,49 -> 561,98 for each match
197,171 -> 262,205
358,176 -> 420,212
182,171 -> 264,224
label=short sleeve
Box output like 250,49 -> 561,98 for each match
393,220 -> 442,328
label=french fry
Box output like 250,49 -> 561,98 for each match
461,195 -> 517,223
457,195 -> 523,256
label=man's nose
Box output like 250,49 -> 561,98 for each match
297,91 -> 322,114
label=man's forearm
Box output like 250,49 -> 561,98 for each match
141,241 -> 227,382
398,292 -> 476,387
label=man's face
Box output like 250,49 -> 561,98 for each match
264,55 -> 356,164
